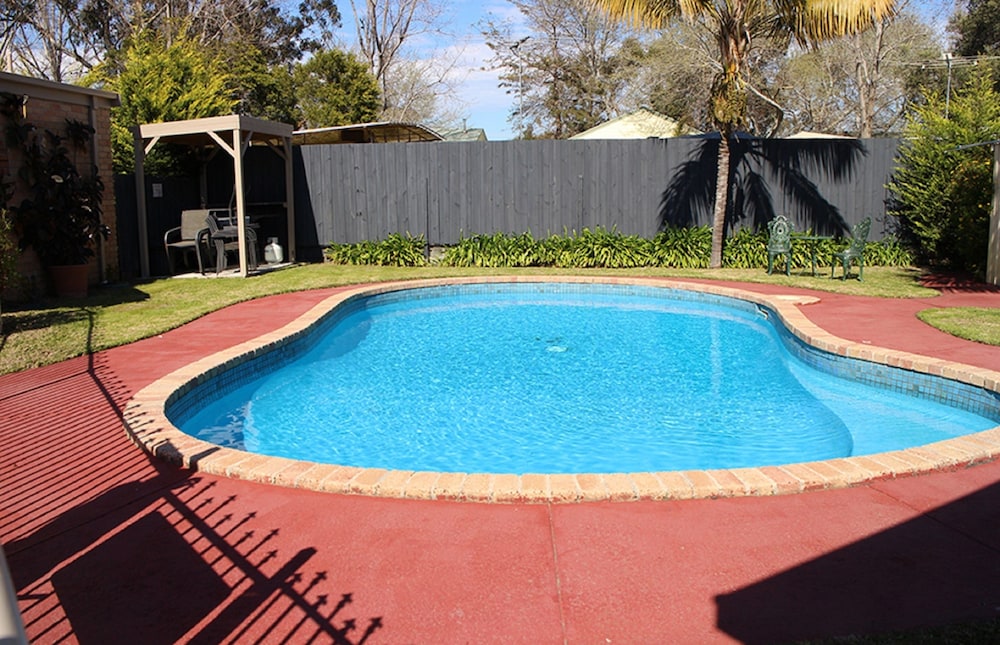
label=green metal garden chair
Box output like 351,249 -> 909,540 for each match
831,217 -> 871,281
766,215 -> 792,276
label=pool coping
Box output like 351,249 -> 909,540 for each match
121,276 -> 1000,503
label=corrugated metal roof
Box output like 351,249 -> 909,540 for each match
292,122 -> 443,144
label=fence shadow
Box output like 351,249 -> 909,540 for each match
4,304 -> 382,644
660,136 -> 865,236
9,468 -> 383,644
715,479 -> 1000,643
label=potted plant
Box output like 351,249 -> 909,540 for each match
2,94 -> 109,298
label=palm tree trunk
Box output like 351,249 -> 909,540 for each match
710,134 -> 730,269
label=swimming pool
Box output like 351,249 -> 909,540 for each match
170,283 -> 997,474
125,277 -> 1000,502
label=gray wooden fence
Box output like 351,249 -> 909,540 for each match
293,137 -> 900,259
115,137 -> 902,274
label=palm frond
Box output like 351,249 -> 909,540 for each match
591,0 -> 686,28
733,167 -> 775,231
753,137 -> 866,182
659,140 -> 718,228
791,0 -> 897,43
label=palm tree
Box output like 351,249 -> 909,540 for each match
594,0 -> 896,268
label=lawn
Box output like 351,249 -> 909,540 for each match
918,307 -> 1000,346
0,262 -> 965,376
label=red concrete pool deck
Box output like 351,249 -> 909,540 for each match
4,276 -> 1000,643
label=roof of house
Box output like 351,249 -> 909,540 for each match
569,108 -> 701,140
785,131 -> 855,139
440,127 -> 488,142
0,70 -> 120,107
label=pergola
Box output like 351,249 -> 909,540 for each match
133,115 -> 295,277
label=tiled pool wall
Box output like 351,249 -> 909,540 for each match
771,312 -> 1000,421
165,280 -> 1000,429
166,292 -> 370,425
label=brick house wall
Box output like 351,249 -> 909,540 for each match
0,72 -> 120,298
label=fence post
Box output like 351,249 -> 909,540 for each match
987,142 -> 1000,285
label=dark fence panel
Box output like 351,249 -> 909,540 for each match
296,138 -> 900,248
114,174 -> 199,279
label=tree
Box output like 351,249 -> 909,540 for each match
616,22 -> 787,136
482,0 -> 637,138
2,0 -> 96,81
3,0 -> 340,82
0,0 -> 32,49
888,70 -> 1000,274
220,41 -> 298,124
778,7 -> 939,137
93,31 -> 236,173
346,0 -> 462,125
595,0 -> 897,268
375,56 -> 465,127
293,49 -> 381,128
951,0 -> 1000,56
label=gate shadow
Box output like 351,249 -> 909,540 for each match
8,465 -> 382,644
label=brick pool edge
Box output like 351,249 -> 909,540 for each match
121,276 -> 1000,503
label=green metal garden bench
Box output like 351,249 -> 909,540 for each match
766,215 -> 792,276
831,217 -> 871,281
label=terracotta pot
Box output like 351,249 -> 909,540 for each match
49,264 -> 89,298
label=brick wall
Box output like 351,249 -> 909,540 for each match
0,72 -> 119,299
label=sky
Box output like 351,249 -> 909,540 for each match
333,0 -> 525,141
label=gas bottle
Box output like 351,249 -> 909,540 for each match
264,237 -> 284,263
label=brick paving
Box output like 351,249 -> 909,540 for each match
4,277 -> 1000,643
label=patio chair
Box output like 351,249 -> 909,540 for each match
831,217 -> 871,281
205,210 -> 258,274
164,209 -> 211,275
766,215 -> 792,276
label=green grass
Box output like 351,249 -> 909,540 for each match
0,263 -> 944,376
917,307 -> 1000,346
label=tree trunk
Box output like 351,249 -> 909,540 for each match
710,134 -> 730,269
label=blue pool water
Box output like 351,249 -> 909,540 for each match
172,284 -> 1000,474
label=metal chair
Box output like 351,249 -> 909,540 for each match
205,210 -> 258,274
766,215 -> 792,276
831,217 -> 871,281
163,209 -> 211,275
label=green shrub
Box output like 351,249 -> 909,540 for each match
536,232 -> 574,266
722,228 -> 768,268
325,232 -> 427,266
329,227 -> 912,270
441,231 -> 540,267
865,237 -> 914,267
562,227 -> 651,268
887,69 -> 1000,274
649,227 -> 711,268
